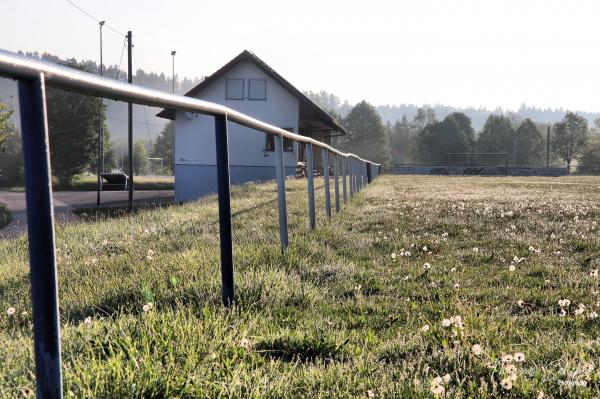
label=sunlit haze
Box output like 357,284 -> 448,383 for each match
2,0 -> 600,111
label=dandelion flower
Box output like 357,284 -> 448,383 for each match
472,247 -> 479,254
450,267 -> 457,273
517,300 -> 524,308
501,378 -> 513,390
591,269 -> 598,278
431,376 -> 443,386
391,252 -> 397,260
142,302 -> 153,312
20,311 -> 28,317
83,316 -> 92,325
430,384 -> 444,395
6,307 -> 15,316
239,338 -> 251,349
421,324 -> 430,332
366,389 -> 375,398
509,264 -> 516,272
501,354 -> 513,364
453,283 -> 460,290
583,363 -> 594,373
471,344 -> 482,356
423,263 -> 431,270
558,299 -> 571,308
442,319 -> 452,328
514,352 -> 525,362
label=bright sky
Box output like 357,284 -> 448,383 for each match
2,0 -> 599,112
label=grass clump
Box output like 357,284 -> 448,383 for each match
1,175 -> 600,397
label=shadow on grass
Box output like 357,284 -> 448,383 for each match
254,333 -> 345,362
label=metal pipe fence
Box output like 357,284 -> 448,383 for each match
0,49 -> 380,398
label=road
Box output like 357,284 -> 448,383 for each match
0,190 -> 174,237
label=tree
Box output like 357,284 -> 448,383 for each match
0,102 -> 21,186
414,113 -> 474,164
132,140 -> 148,175
339,100 -> 390,165
0,101 -> 15,152
389,116 -> 415,164
552,111 -> 588,172
46,65 -> 107,186
152,121 -> 175,173
411,106 -> 437,131
476,115 -> 515,158
514,119 -> 544,164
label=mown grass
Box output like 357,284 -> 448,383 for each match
1,175 -> 600,398
5,174 -> 174,192
0,202 -> 10,229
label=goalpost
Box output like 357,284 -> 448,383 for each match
447,153 -> 509,176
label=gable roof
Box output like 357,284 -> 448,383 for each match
157,50 -> 346,135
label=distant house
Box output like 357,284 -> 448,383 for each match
157,50 -> 346,202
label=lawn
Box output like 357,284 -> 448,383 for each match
4,174 -> 174,192
0,202 -> 10,229
1,175 -> 600,398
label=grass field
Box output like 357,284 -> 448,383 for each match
1,175 -> 600,398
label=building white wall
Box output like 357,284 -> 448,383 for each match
174,61 -> 300,201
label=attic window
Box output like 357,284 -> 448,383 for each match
248,79 -> 267,100
226,79 -> 244,100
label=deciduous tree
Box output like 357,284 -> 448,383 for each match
552,111 -> 588,172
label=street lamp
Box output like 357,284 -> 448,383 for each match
96,20 -> 106,206
171,50 -> 176,93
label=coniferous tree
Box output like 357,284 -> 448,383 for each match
340,100 -> 390,165
514,119 -> 544,164
414,113 -> 474,164
152,121 -> 175,173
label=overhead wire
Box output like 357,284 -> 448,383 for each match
63,0 -> 124,36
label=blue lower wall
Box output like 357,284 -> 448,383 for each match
175,164 -> 296,202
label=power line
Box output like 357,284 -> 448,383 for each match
132,50 -> 154,145
63,0 -> 124,36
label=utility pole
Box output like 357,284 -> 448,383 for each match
96,20 -> 105,206
171,50 -> 176,93
127,31 -> 134,212
546,125 -> 550,167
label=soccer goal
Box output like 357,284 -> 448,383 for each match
447,153 -> 509,176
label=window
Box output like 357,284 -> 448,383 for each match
265,128 -> 294,152
248,79 -> 267,100
226,79 -> 244,100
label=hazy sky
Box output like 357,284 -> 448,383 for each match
2,0 -> 599,111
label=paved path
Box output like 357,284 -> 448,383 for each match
0,190 -> 174,237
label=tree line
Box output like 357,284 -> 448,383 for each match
316,98 -> 599,171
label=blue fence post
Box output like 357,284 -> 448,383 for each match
214,114 -> 235,306
18,74 -> 63,399
342,156 -> 347,204
333,154 -> 340,212
275,135 -> 289,249
349,158 -> 355,197
306,143 -> 316,230
323,149 -> 331,219
367,163 -> 372,183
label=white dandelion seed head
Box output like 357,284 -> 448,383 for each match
6,307 -> 16,316
471,344 -> 482,356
